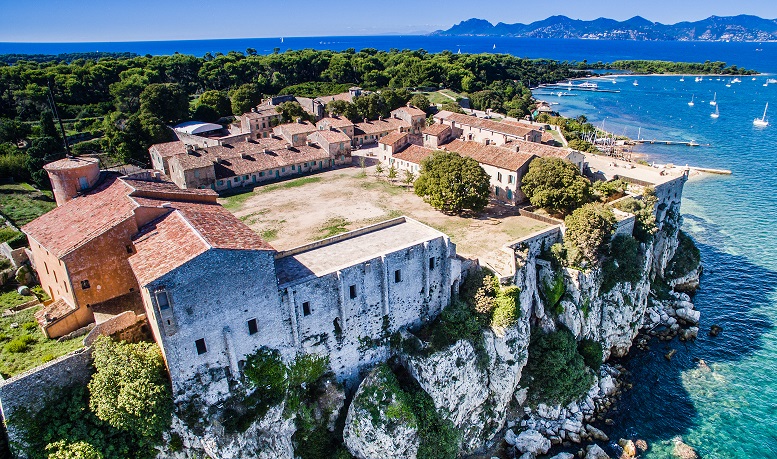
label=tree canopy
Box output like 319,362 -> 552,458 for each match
522,329 -> 594,405
520,157 -> 592,215
414,151 -> 491,214
563,202 -> 616,267
87,336 -> 172,440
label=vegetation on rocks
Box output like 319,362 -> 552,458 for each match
521,157 -> 592,216
666,230 -> 701,277
577,339 -> 604,372
563,203 -> 616,267
601,234 -> 644,292
614,187 -> 658,243
521,329 -> 594,406
414,151 -> 491,214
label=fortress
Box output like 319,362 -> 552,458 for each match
21,158 -> 462,398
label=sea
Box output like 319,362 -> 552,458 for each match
3,36 -> 776,458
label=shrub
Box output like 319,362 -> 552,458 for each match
243,347 -> 289,411
45,440 -> 103,459
521,329 -> 594,405
0,227 -> 23,244
563,203 -> 616,267
88,336 -> 172,440
577,339 -> 603,371
593,179 -> 628,201
666,230 -> 701,277
5,334 -> 34,353
521,157 -> 592,216
430,300 -> 481,350
601,234 -> 643,292
491,286 -> 519,330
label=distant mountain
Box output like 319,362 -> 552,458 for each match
432,15 -> 777,41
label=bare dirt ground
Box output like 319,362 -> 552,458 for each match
220,163 -> 549,262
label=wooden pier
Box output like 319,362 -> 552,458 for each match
631,139 -> 711,147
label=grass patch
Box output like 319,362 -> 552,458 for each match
318,217 -> 349,239
0,183 -> 56,227
0,287 -> 36,311
261,228 -> 279,241
221,191 -> 256,211
359,178 -> 404,196
259,176 -> 323,194
0,305 -> 84,377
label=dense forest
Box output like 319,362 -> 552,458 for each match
582,59 -> 755,75
0,49 -> 580,187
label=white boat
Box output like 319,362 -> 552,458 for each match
711,104 -> 719,119
726,84 -> 732,88
732,78 -> 742,83
688,95 -> 695,107
695,76 -> 703,82
710,92 -> 717,106
767,79 -> 777,84
633,80 -> 639,86
754,103 -> 769,127
753,77 -> 757,81
680,76 -> 685,82
493,44 -> 496,49
578,82 -> 599,89
689,140 -> 700,147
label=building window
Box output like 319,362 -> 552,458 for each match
218,180 -> 224,185
291,165 -> 296,171
349,285 -> 357,299
126,245 -> 134,254
507,189 -> 513,200
394,269 -> 402,283
302,301 -> 311,316
244,175 -> 249,180
156,289 -> 170,310
234,177 -> 239,182
497,172 -> 502,182
80,280 -> 90,290
53,271 -> 58,283
429,257 -> 435,270
44,262 -> 49,274
508,175 -> 515,184
195,338 -> 207,355
495,187 -> 500,197
194,170 -> 200,178
259,171 -> 265,177
247,318 -> 258,335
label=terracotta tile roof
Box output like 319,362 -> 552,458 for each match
242,106 -> 280,119
310,129 -> 351,144
378,131 -> 408,146
149,141 -> 187,158
437,113 -> 540,139
393,145 -> 434,165
541,132 -> 555,143
122,176 -> 217,198
422,123 -> 451,137
23,175 -> 137,258
502,139 -> 572,159
35,298 -> 78,327
393,105 -> 426,117
315,92 -> 354,104
43,156 -> 99,171
195,140 -> 331,179
130,201 -> 273,286
443,140 -> 535,171
354,118 -> 409,135
274,121 -> 317,136
169,152 -> 215,170
317,116 -> 354,129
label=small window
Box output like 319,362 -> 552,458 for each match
80,279 -> 90,290
218,180 -> 224,185
126,245 -> 133,254
44,262 -> 49,274
394,269 -> 402,283
259,171 -> 265,177
156,289 -> 170,310
195,338 -> 207,355
244,175 -> 249,180
497,172 -> 502,182
302,301 -> 311,316
247,318 -> 258,335
429,257 -> 435,270
349,285 -> 357,299
509,175 -> 515,184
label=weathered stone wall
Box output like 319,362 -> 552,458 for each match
0,348 -> 93,457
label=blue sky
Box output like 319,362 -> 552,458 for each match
2,0 -> 777,42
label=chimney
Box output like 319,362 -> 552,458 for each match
296,117 -> 303,124
515,145 -> 520,152
378,116 -> 383,121
263,148 -> 269,154
251,107 -> 257,113
363,118 -> 368,124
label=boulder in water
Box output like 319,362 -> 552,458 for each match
514,429 -> 551,455
617,439 -> 636,458
672,436 -> 698,459
709,324 -> 723,337
585,444 -> 610,459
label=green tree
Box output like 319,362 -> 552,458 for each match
522,329 -> 594,405
88,336 -> 172,440
326,100 -> 358,121
229,84 -> 262,115
414,151 -> 491,214
139,83 -> 189,124
521,157 -> 592,215
563,202 -> 616,267
45,440 -> 103,459
403,169 -> 415,187
409,94 -> 431,113
196,90 -> 232,117
387,165 -> 397,181
276,101 -> 313,123
0,118 -> 31,143
26,136 -> 63,188
40,110 -> 60,140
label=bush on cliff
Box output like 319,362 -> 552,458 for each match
666,230 -> 701,278
601,234 -> 643,292
521,329 -> 594,406
563,203 -> 616,267
45,440 -> 103,459
577,339 -> 603,371
614,187 -> 658,243
88,336 -> 172,440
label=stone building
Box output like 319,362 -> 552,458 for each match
273,120 -> 318,147
390,105 -> 427,134
240,106 -> 283,140
433,111 -> 543,145
316,116 -> 355,139
422,123 -> 453,149
307,129 -> 352,161
149,140 -> 187,176
173,121 -> 250,149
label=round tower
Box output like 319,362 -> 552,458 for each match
43,157 -> 101,207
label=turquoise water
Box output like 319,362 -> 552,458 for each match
547,75 -> 777,457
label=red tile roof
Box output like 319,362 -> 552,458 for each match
393,145 -> 434,165
436,112 -> 540,139
35,298 -> 77,327
422,123 -> 451,137
378,131 -> 408,146
23,175 -> 138,258
317,116 -> 354,129
393,105 -> 426,117
149,141 -> 187,158
43,157 -> 99,171
310,129 -> 351,144
443,140 -> 536,171
274,121 -> 317,136
503,139 -> 572,159
354,118 -> 408,135
129,201 -> 273,286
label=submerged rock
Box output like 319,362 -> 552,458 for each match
585,444 -> 611,459
618,438 -> 637,458
672,436 -> 698,459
